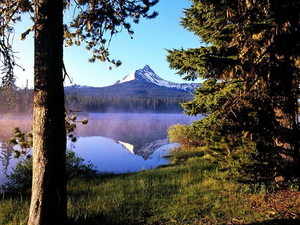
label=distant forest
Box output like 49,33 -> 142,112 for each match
0,86 -> 188,114
65,91 -> 189,113
0,85 -> 33,115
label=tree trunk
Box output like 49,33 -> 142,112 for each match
271,94 -> 299,181
28,0 -> 66,224
269,49 -> 300,181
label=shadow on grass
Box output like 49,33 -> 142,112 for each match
67,217 -> 142,225
249,218 -> 300,225
68,217 -> 300,225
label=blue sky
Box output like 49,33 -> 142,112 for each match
13,0 -> 200,88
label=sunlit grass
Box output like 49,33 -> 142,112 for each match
0,147 -> 278,225
66,155 -> 265,224
0,195 -> 29,225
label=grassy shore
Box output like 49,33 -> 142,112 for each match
1,147 -> 300,224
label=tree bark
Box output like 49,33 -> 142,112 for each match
269,56 -> 300,181
28,0 -> 66,224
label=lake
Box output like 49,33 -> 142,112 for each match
0,113 -> 199,185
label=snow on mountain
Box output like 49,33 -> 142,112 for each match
64,84 -> 93,89
115,65 -> 199,92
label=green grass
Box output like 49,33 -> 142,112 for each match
0,195 -> 30,225
0,147 -> 293,224
65,153 -> 267,224
67,157 -> 217,224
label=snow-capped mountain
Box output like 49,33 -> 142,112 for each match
115,65 -> 199,92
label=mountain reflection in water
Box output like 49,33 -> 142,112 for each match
119,138 -> 170,160
69,113 -> 199,173
0,113 -> 199,183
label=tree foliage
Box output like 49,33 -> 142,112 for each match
0,0 -> 159,83
64,0 -> 158,65
167,0 -> 300,181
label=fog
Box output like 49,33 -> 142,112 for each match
0,115 -> 32,139
0,113 -> 200,185
73,113 -> 198,144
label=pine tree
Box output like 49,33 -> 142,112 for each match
0,1 -> 158,224
167,0 -> 300,181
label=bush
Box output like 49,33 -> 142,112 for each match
168,123 -> 205,147
3,150 -> 98,192
66,150 -> 98,178
4,155 -> 33,191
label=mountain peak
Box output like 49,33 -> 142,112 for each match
116,65 -> 159,84
116,65 -> 199,92
143,64 -> 152,71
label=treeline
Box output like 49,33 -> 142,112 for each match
65,93 -> 188,113
0,87 -> 188,114
0,85 -> 33,115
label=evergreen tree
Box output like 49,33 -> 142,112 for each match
167,0 -> 300,181
0,0 -> 158,224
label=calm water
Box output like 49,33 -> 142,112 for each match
0,113 -> 199,185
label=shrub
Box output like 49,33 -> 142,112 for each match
168,124 -> 205,147
3,150 -> 98,192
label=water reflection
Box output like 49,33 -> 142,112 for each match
0,140 -> 15,177
118,138 -> 169,160
0,113 -> 199,183
69,113 -> 198,173
69,136 -> 178,173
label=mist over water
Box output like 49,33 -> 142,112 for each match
0,115 -> 32,138
0,115 -> 33,185
0,113 -> 200,185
